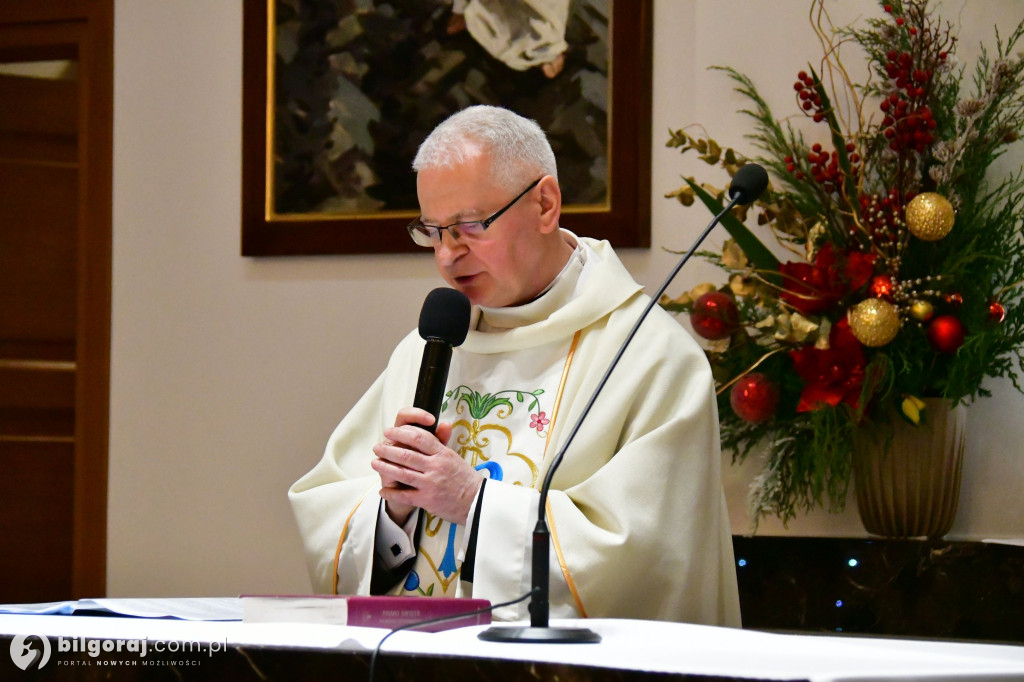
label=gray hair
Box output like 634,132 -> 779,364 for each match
412,105 -> 558,193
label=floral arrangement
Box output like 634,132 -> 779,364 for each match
662,0 -> 1024,524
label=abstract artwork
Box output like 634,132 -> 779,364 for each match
242,0 -> 651,255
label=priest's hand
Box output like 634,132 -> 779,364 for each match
372,407 -> 482,527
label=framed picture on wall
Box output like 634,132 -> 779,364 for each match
241,0 -> 652,256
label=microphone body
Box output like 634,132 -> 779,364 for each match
478,163 -> 769,643
413,288 -> 471,434
413,340 -> 454,434
529,526 -> 550,625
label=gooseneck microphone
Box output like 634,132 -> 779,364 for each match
414,287 -> 472,434
727,162 -> 771,205
478,163 -> 770,643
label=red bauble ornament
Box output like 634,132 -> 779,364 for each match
729,373 -> 781,423
927,315 -> 965,353
869,274 -> 895,299
988,300 -> 1007,324
690,291 -> 740,340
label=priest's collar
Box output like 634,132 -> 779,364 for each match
476,237 -> 587,332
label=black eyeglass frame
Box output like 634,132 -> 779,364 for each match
406,177 -> 543,247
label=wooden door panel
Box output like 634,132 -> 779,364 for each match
0,162 -> 79,345
0,441 -> 74,603
0,31 -> 84,603
0,1 -> 112,600
0,70 -> 77,137
0,364 -> 75,410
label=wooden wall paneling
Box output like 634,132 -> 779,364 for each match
0,0 -> 113,599
69,0 -> 113,601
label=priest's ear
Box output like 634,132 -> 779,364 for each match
536,175 -> 562,235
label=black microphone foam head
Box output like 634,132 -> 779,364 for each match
418,287 -> 471,347
727,163 -> 770,205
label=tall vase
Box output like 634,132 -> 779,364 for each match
852,398 -> 966,538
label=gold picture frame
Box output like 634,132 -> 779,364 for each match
241,0 -> 652,256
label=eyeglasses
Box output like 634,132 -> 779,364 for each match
407,178 -> 542,247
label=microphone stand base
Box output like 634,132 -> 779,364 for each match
477,625 -> 601,643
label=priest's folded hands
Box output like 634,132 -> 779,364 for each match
372,407 -> 483,528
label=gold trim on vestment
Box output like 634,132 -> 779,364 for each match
546,498 -> 588,617
419,547 -> 461,594
332,491 -> 370,595
539,329 -> 588,617
541,330 -> 581,461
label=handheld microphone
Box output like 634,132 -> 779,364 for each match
414,287 -> 471,434
478,164 -> 769,643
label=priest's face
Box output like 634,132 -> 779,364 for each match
416,153 -> 556,308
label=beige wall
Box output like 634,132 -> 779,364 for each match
108,0 -> 1024,597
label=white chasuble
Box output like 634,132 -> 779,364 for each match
393,335 -> 574,597
290,234 -> 742,626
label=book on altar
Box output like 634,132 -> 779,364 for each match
240,595 -> 491,632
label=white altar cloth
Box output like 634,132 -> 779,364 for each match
2,608 -> 1024,681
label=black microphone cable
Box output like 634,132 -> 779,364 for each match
367,588 -> 536,682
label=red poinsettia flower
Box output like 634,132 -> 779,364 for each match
779,244 -> 876,314
789,318 -> 866,412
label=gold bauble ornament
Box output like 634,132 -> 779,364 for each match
848,298 -> 901,347
909,299 -> 935,322
905,192 -> 955,241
